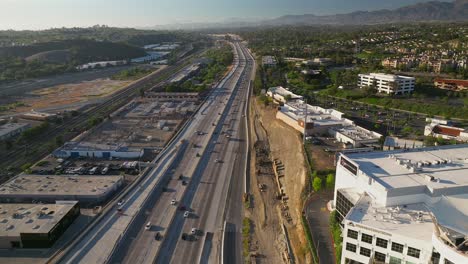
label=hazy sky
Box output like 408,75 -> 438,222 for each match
0,0 -> 452,30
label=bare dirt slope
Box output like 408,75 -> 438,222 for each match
256,103 -> 310,263
246,98 -> 310,263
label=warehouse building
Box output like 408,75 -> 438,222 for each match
53,141 -> 144,159
0,201 -> 79,248
0,175 -> 124,204
0,123 -> 31,140
358,73 -> 415,95
20,111 -> 57,121
333,144 -> 468,264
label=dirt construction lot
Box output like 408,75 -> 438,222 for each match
246,99 -> 310,263
5,78 -> 132,114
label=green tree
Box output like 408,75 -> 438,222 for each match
326,173 -> 335,189
312,177 -> 323,192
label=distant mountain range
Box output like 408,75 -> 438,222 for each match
151,0 -> 468,30
265,0 -> 468,26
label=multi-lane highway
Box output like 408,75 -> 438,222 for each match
54,38 -> 254,264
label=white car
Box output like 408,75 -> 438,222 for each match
117,199 -> 125,206
191,228 -> 198,235
171,199 -> 177,205
183,211 -> 190,218
145,222 -> 151,230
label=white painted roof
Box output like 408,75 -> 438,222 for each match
343,144 -> 468,193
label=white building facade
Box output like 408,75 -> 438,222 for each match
358,73 -> 415,95
333,145 -> 468,264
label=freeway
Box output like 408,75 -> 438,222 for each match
55,39 -> 253,264
106,40 -> 254,264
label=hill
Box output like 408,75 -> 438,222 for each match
0,39 -> 146,62
25,50 -> 72,64
265,0 -> 468,25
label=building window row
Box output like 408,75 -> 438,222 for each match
360,247 -> 371,257
391,242 -> 404,253
346,242 -> 357,253
346,230 -> 420,260
407,247 -> 420,258
376,237 -> 388,248
361,233 -> 373,244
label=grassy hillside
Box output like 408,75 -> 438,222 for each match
0,39 -> 148,82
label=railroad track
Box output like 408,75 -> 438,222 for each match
0,48 -> 206,179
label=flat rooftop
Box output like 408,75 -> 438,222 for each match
0,201 -> 78,237
285,101 -> 350,127
0,175 -> 123,197
347,194 -> 434,242
268,86 -> 303,100
343,144 -> 468,193
359,73 -> 415,80
0,123 -> 30,136
384,136 -> 424,149
59,141 -> 137,152
333,125 -> 382,141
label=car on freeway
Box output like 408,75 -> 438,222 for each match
117,199 -> 125,206
145,222 -> 151,230
171,199 -> 177,205
191,228 -> 198,235
155,232 -> 162,240
183,211 -> 190,218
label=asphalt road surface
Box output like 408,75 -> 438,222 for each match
105,40 -> 254,264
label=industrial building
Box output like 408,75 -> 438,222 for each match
266,86 -> 303,103
169,63 -> 201,83
53,141 -> 144,159
0,201 -> 79,248
0,122 -> 31,140
268,90 -> 382,147
20,111 -> 57,121
333,144 -> 468,264
358,73 -> 415,95
76,60 -> 127,70
383,136 -> 424,150
0,175 -> 124,203
131,51 -> 170,63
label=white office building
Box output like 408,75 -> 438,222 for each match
266,86 -> 303,103
333,145 -> 468,264
358,73 -> 415,95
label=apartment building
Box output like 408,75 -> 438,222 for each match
434,79 -> 468,91
358,73 -> 415,95
333,145 -> 468,264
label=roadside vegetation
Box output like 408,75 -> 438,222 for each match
165,44 -> 233,93
329,211 -> 343,261
242,217 -> 252,258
